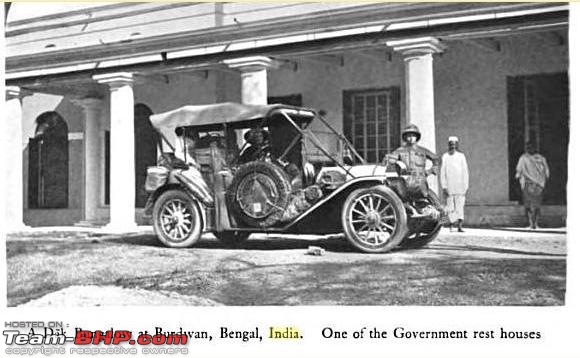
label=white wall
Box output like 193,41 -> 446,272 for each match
435,34 -> 568,204
135,72 -> 219,114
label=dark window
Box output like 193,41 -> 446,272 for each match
507,73 -> 568,205
343,88 -> 401,163
28,112 -> 69,208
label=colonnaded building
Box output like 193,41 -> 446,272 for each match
2,2 -> 569,231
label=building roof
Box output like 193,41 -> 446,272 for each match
5,2 -> 569,83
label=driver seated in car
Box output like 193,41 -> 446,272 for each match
238,127 -> 271,164
383,124 -> 440,199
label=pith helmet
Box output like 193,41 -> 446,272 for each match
244,127 -> 270,143
402,124 -> 421,141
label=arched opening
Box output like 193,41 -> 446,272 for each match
134,103 -> 159,207
28,111 -> 69,208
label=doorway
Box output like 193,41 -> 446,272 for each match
507,72 -> 569,205
28,112 -> 69,208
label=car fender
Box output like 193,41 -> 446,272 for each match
284,176 -> 388,233
309,175 -> 389,212
173,169 -> 214,207
145,183 -> 207,230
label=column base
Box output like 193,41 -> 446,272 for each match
4,223 -> 31,234
101,222 -> 140,234
75,220 -> 107,228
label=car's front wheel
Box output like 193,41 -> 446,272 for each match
153,189 -> 203,248
341,185 -> 407,253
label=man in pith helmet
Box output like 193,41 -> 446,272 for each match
384,124 -> 440,199
238,127 -> 271,164
440,136 -> 469,232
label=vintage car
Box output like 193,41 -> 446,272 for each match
144,102 -> 442,253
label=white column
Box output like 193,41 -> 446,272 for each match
93,73 -> 137,232
388,37 -> 446,191
223,56 -> 279,105
0,4 -> 5,234
72,98 -> 103,226
4,87 -> 30,231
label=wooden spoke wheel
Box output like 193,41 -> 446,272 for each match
153,189 -> 202,248
341,185 -> 407,253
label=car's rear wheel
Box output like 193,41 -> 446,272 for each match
214,231 -> 251,247
153,189 -> 203,248
341,185 -> 407,253
399,190 -> 442,249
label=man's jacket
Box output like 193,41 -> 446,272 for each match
384,144 -> 440,194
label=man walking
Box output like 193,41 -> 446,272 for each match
440,136 -> 469,232
515,142 -> 550,229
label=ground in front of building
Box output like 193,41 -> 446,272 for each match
6,228 -> 566,306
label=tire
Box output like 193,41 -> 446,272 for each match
399,190 -> 442,249
152,189 -> 203,248
214,231 -> 251,247
227,161 -> 292,228
341,185 -> 407,253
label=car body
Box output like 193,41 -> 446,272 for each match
144,102 -> 442,253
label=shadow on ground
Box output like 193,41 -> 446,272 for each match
102,234 -> 359,253
114,257 -> 566,306
428,243 -> 565,257
6,232 -> 567,306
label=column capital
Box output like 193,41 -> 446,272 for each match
223,56 -> 280,72
6,86 -> 32,101
93,72 -> 134,88
71,97 -> 104,112
387,37 -> 446,58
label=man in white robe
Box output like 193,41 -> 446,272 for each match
440,136 -> 469,232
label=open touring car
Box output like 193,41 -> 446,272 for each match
144,102 -> 443,253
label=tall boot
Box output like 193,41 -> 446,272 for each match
457,219 -> 465,232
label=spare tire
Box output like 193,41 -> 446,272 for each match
226,161 -> 292,228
